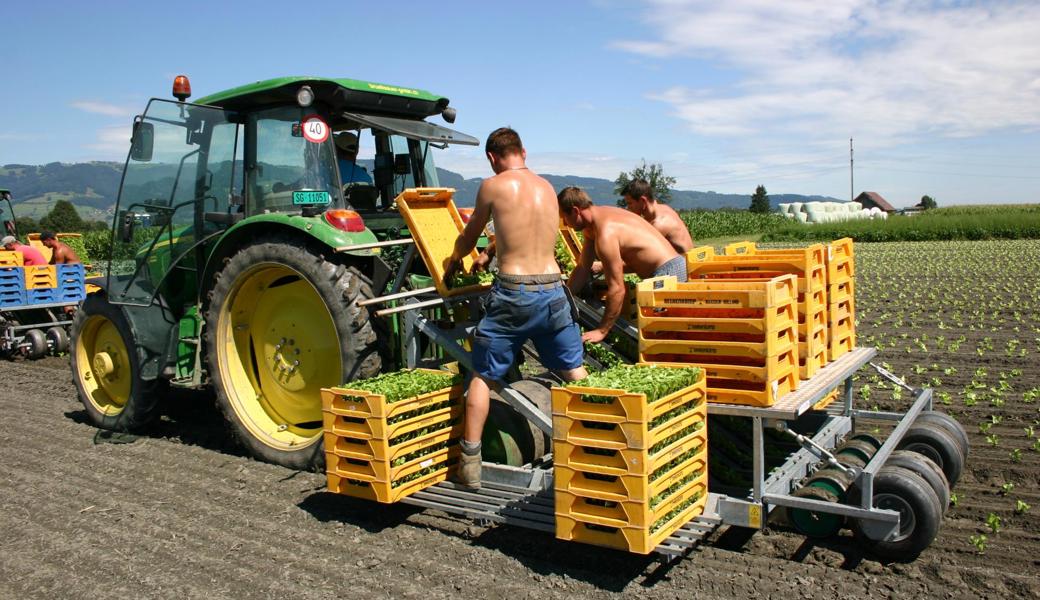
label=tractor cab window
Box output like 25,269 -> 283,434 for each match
385,135 -> 440,196
108,99 -> 237,306
248,107 -> 343,215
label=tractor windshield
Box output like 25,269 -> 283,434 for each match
249,106 -> 343,215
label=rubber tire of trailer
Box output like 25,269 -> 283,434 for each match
851,465 -> 942,561
915,411 -> 969,460
896,422 -> 964,487
205,238 -> 382,472
886,450 -> 951,515
71,294 -> 163,431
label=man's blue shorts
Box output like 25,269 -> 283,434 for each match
472,283 -> 583,381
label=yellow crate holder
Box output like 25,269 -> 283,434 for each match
395,187 -> 490,297
0,251 -> 23,267
23,265 -> 57,289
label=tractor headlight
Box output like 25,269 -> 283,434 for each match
297,86 -> 315,108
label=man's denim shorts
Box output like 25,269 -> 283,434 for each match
472,284 -> 583,381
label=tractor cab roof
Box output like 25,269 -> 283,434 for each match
196,76 -> 451,120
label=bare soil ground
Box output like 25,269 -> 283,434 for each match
2,240 -> 1038,599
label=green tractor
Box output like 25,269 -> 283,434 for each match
71,75 -> 488,470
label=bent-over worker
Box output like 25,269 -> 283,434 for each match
622,179 -> 694,254
445,128 -> 588,489
1,235 -> 47,266
40,231 -> 81,264
559,186 -> 687,343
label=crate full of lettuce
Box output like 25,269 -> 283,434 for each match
321,369 -> 464,503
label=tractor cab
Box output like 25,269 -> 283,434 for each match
104,75 -> 477,310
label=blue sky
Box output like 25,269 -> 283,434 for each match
2,0 -> 1038,207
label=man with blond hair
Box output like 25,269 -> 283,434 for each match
445,127 -> 588,489
559,186 -> 686,343
622,179 -> 694,253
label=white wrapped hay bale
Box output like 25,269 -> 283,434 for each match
790,202 -> 803,213
794,211 -> 808,223
778,203 -> 791,214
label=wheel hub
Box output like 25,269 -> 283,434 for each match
93,351 -> 116,377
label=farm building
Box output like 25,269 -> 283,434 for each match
854,191 -> 896,213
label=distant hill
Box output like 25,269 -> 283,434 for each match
0,161 -> 840,219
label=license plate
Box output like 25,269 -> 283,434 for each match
292,190 -> 331,205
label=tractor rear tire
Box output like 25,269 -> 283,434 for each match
71,294 -> 163,431
851,465 -> 942,561
205,238 -> 381,471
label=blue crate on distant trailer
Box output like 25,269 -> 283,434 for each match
0,267 -> 21,283
0,289 -> 26,308
0,280 -> 22,292
56,288 -> 86,303
27,288 -> 57,305
57,263 -> 86,281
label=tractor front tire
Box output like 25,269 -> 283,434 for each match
205,238 -> 381,471
71,294 -> 163,430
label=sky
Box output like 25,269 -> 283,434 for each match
1,0 -> 1038,208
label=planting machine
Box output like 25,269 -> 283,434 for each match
71,75 -> 966,561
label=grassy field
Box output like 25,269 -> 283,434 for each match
681,204 -> 1040,244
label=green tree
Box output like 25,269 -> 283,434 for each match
918,195 -> 937,210
39,200 -> 87,232
614,160 -> 677,206
749,185 -> 770,213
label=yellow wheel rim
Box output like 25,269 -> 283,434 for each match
216,263 -> 341,452
76,314 -> 132,416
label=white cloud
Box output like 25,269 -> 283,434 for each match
614,1 -> 1040,147
84,126 -> 132,158
70,100 -> 135,118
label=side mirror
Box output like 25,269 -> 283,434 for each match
130,120 -> 154,162
119,211 -> 136,243
394,153 -> 411,175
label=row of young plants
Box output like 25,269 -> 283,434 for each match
842,239 -> 1040,555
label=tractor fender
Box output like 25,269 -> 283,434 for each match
84,287 -> 174,382
198,217 -> 382,306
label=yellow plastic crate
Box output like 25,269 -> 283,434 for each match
553,400 -> 706,451
553,427 -> 706,477
639,302 -> 795,337
813,387 -> 841,411
555,449 -> 705,504
322,370 -> 463,419
825,238 -> 855,284
687,243 -> 827,293
556,468 -> 706,528
638,327 -> 797,360
828,279 -> 855,305
326,440 -> 460,483
322,402 -> 462,442
641,350 -> 797,385
323,419 -> 464,463
326,459 -> 456,504
0,251 -> 23,267
705,367 -> 798,407
559,222 -> 584,261
555,479 -> 708,554
637,273 -> 797,310
800,349 -> 828,380
551,370 -> 706,424
829,330 -> 855,361
23,265 -> 57,289
395,188 -> 490,297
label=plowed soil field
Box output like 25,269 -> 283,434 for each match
1,240 -> 1038,599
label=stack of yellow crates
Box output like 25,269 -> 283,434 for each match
636,275 -> 799,407
686,243 -> 829,380
825,238 -> 856,361
552,366 -> 708,554
321,370 -> 465,503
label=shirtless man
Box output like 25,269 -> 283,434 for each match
559,187 -> 688,343
40,231 -> 82,264
445,128 -> 588,489
622,179 -> 694,253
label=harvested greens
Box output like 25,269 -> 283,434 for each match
565,364 -> 702,405
343,369 -> 461,404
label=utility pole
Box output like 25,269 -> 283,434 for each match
849,137 -> 854,202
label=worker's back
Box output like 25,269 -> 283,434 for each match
487,169 -> 560,277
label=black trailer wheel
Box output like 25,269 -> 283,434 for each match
887,450 -> 951,514
836,439 -> 878,466
24,329 -> 47,359
46,326 -> 70,355
71,294 -> 163,431
897,422 -> 964,486
852,465 -> 942,561
916,411 -> 969,460
850,432 -> 882,451
206,238 -> 382,471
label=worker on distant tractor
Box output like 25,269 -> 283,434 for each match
1,235 -> 47,266
560,186 -> 687,343
622,179 -> 694,254
445,127 -> 588,490
334,131 -> 373,186
40,231 -> 81,264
